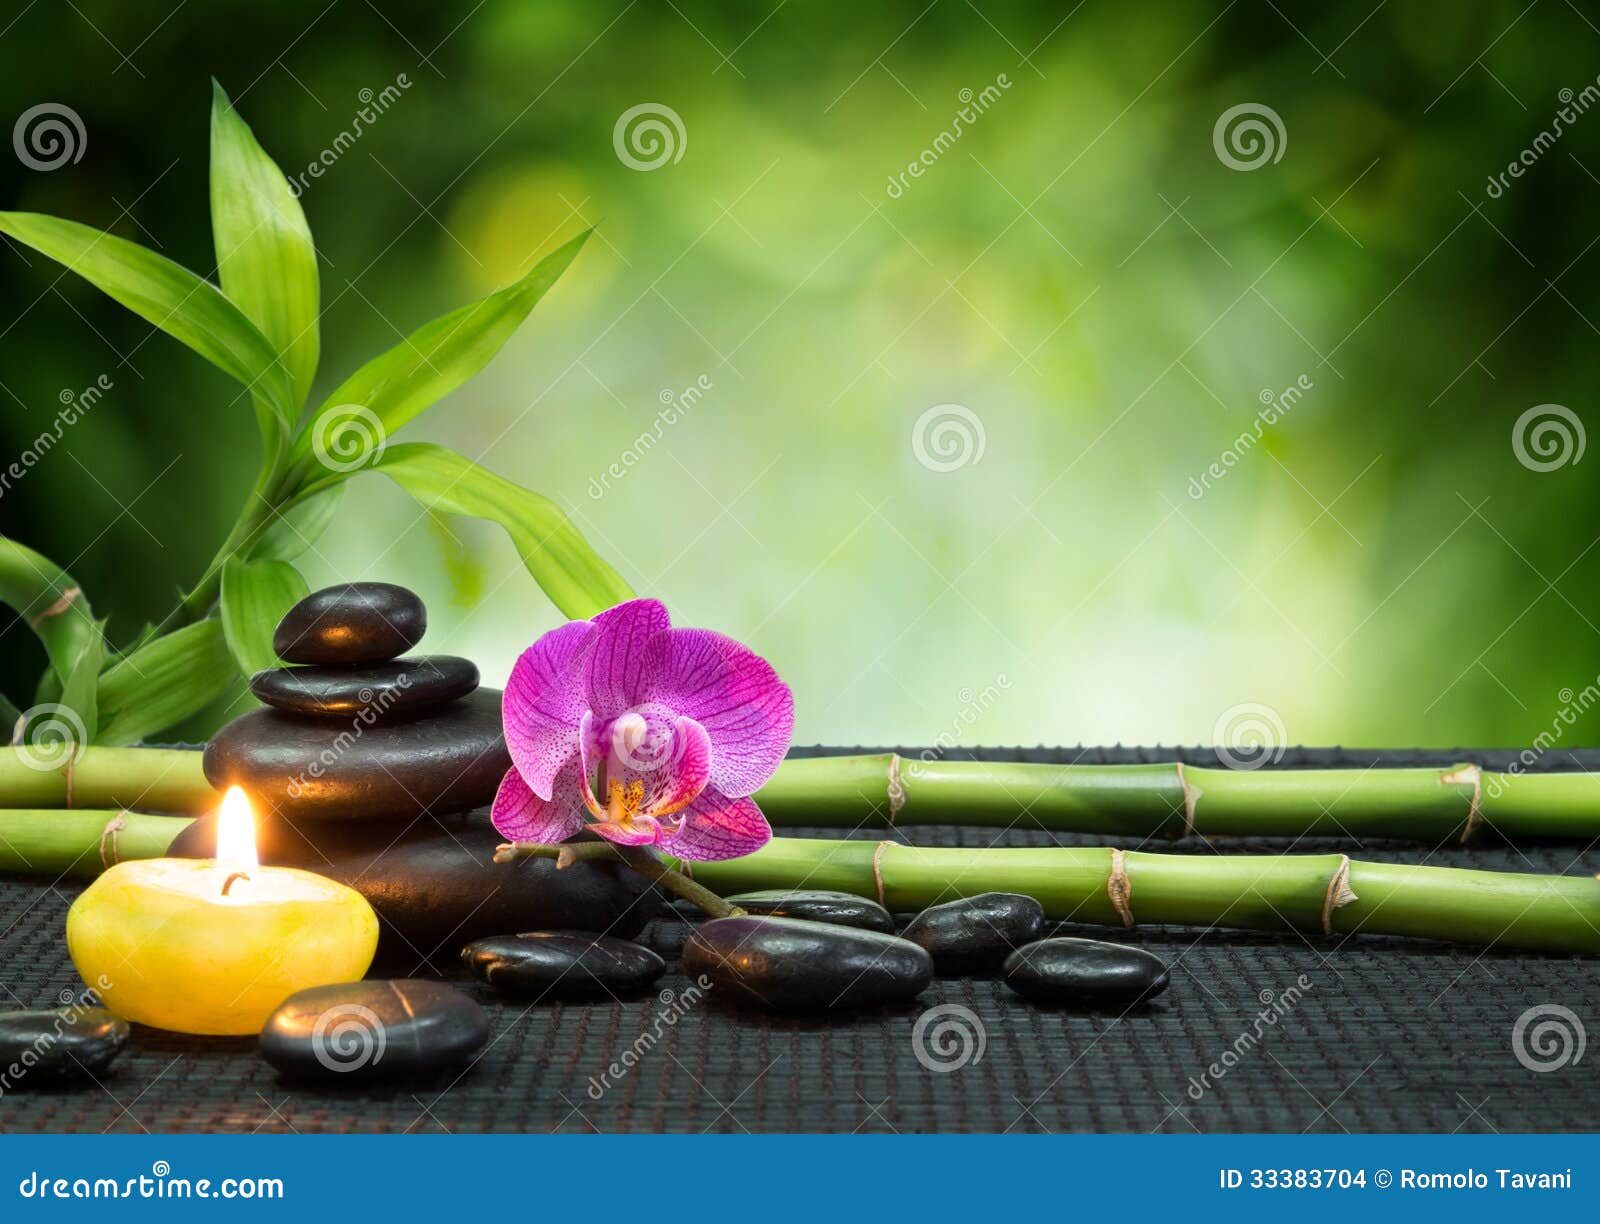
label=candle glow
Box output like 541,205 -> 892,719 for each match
66,786 -> 379,1035
215,784 -> 259,881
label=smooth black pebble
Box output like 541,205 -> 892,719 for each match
684,916 -> 932,1011
203,687 -> 509,822
724,889 -> 894,933
462,932 -> 665,1001
260,980 -> 488,1080
250,655 -> 479,718
902,892 -> 1046,976
273,582 -> 426,665
1003,937 -> 1170,1007
0,1008 -> 128,1084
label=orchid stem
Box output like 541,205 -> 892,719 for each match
493,839 -> 745,919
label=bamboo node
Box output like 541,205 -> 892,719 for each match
1320,854 -> 1358,935
98,813 -> 126,870
886,753 -> 907,825
1107,848 -> 1135,927
1441,764 -> 1483,845
1176,762 -> 1202,838
871,840 -> 894,908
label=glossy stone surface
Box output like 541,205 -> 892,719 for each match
901,892 -> 1046,976
1003,937 -> 1170,1007
273,582 -> 425,665
250,655 -> 478,718
684,916 -> 932,1011
260,980 -> 488,1080
169,813 -> 659,961
203,688 -> 509,822
462,932 -> 665,1001
723,889 -> 894,933
0,1008 -> 128,1084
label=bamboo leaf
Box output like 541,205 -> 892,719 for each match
295,229 -> 589,463
220,556 -> 307,677
248,483 -> 345,563
0,537 -> 98,690
58,625 -> 102,746
96,620 -> 237,745
0,212 -> 294,440
373,442 -> 632,619
0,691 -> 21,733
210,80 -> 320,409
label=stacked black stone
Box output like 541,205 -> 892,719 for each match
203,583 -> 509,824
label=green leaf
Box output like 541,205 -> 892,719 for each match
374,442 -> 632,619
0,211 -> 294,441
58,623 -> 103,746
295,229 -> 590,463
220,556 -> 307,678
0,537 -> 98,691
248,482 -> 345,563
210,81 -> 320,410
96,620 -> 237,745
0,690 -> 21,734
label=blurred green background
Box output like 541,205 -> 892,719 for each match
3,0 -> 1598,749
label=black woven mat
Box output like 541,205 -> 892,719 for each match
2,748 -> 1597,1134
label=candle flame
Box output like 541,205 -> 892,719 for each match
216,785 -> 260,876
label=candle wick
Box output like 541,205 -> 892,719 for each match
220,871 -> 252,897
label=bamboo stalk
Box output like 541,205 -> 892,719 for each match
6,748 -> 1600,844
0,745 -> 211,813
0,810 -> 192,878
681,838 -> 1600,954
757,755 -> 1600,843
6,810 -> 1597,954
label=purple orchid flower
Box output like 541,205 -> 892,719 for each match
490,598 -> 794,861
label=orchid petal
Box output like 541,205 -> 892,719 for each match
641,628 -> 794,797
584,598 -> 671,718
502,619 -> 597,800
489,763 -> 584,844
577,708 -> 607,820
665,787 -> 773,862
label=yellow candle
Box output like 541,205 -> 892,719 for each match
66,787 -> 378,1036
